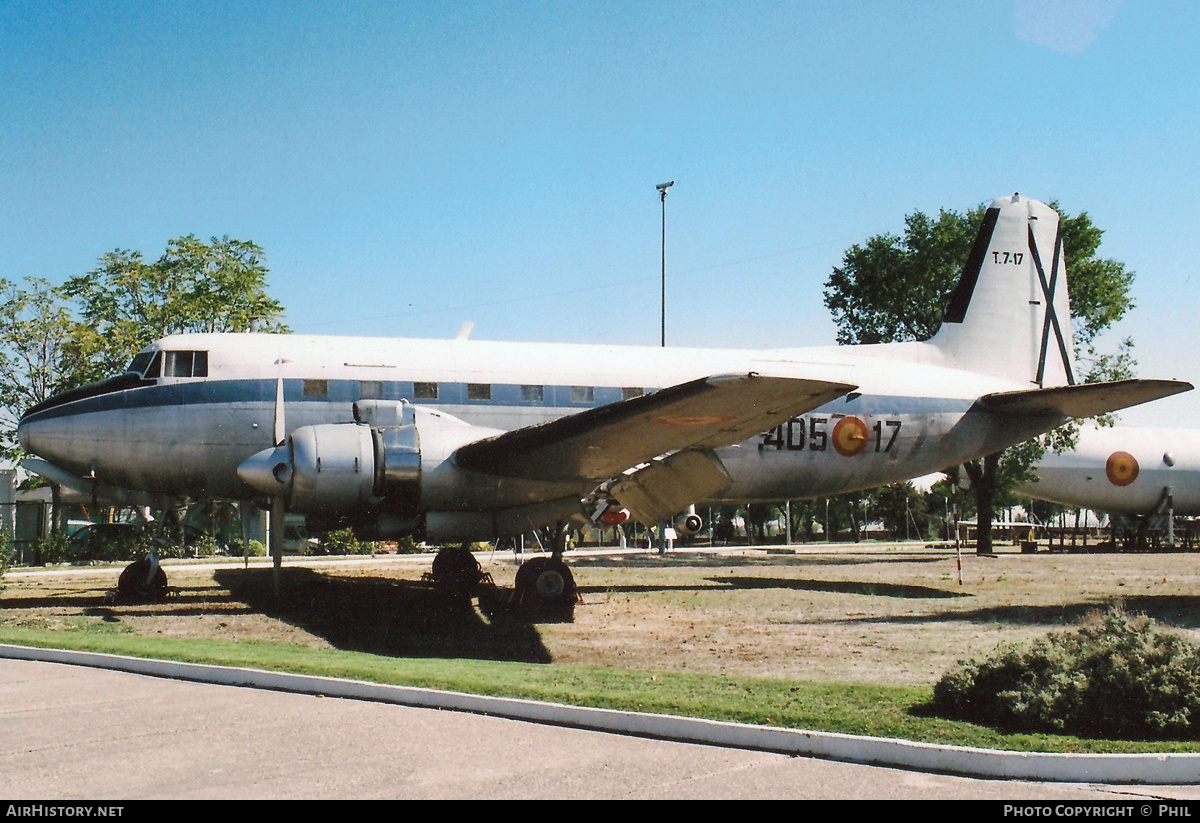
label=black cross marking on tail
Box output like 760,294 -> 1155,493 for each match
1028,223 -> 1075,387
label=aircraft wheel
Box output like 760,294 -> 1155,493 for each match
431,545 -> 482,588
116,558 -> 169,602
514,557 -> 577,608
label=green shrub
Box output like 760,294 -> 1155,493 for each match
0,530 -> 13,581
319,528 -> 372,555
34,533 -> 71,564
931,606 -> 1200,740
192,534 -> 218,558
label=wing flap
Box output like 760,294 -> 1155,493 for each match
978,379 -> 1192,419
454,373 -> 855,482
609,450 -> 733,525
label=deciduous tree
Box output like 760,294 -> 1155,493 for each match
62,235 -> 287,384
0,278 -> 83,458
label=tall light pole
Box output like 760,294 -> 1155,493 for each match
656,180 -> 673,347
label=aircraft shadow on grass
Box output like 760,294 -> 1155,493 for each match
827,595 -> 1200,631
1,586 -> 236,615
568,551 -> 947,571
710,576 -> 969,599
214,567 -> 555,664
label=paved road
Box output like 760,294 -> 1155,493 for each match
3,658 -> 1198,800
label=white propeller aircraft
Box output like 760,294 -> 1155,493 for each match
1019,426 -> 1200,544
18,193 -> 1191,605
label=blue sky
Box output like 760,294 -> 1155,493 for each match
2,1 -> 1197,425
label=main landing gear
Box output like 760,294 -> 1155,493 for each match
114,555 -> 169,602
512,525 -> 578,614
426,527 -> 579,616
425,544 -> 495,590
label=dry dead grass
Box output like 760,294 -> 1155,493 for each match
4,543 -> 1200,687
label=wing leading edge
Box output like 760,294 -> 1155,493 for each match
453,373 -> 856,484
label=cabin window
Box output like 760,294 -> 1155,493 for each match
359,380 -> 384,399
521,385 -> 544,402
467,383 -> 492,401
622,387 -> 644,400
161,350 -> 208,378
303,379 -> 329,398
571,386 -> 594,403
414,382 -> 438,400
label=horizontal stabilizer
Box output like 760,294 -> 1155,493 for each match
454,373 -> 855,482
977,379 -> 1193,419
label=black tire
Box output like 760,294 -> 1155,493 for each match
431,545 -> 482,588
116,558 -> 169,602
514,557 -> 576,608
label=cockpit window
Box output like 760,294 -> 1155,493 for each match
165,351 -> 192,377
126,351 -> 154,376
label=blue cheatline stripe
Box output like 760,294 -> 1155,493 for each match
21,377 -> 977,424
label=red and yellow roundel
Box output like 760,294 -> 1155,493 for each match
1105,451 -> 1139,486
832,416 -> 869,457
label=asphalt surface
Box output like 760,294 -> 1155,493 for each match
4,657 -> 1200,800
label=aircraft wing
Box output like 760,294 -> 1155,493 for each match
978,379 -> 1192,419
453,373 -> 855,483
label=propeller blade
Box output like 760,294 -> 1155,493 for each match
270,493 -> 285,599
273,376 -> 285,446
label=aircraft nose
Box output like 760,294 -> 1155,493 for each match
17,410 -> 45,456
17,400 -> 93,469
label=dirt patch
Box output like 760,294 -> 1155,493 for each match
5,545 -> 1200,687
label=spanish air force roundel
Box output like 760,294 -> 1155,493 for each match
1105,451 -> 1139,486
832,416 -> 869,457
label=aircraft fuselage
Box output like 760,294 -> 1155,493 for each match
19,331 -> 1057,516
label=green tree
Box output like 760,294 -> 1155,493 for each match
823,202 -> 1135,553
824,491 -> 873,542
62,235 -> 287,384
6,237 -> 288,538
875,482 -> 927,540
923,475 -> 972,543
0,278 -> 87,458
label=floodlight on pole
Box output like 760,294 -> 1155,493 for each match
656,181 -> 673,347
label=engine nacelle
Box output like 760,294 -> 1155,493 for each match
672,506 -> 704,537
287,423 -> 377,512
236,402 -> 505,539
240,421 -> 422,516
302,422 -> 423,504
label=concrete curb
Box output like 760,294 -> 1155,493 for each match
4,643 -> 1198,785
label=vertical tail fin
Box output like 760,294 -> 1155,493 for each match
929,193 -> 1076,387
